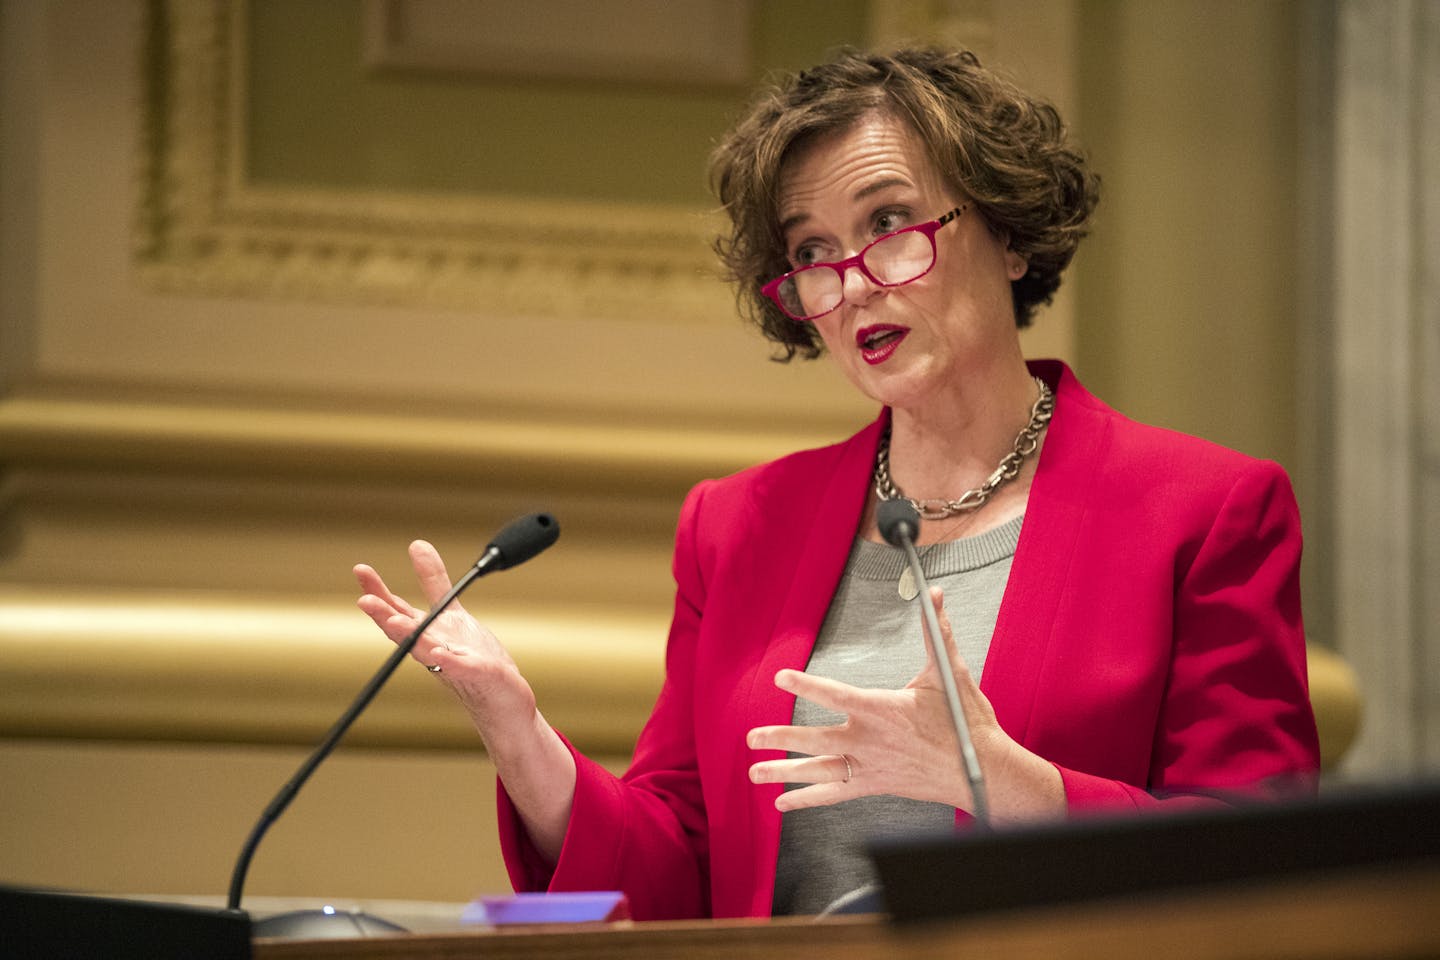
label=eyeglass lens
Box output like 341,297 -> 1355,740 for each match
778,229 -> 935,320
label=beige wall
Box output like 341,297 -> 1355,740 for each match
1076,0 -> 1301,469
0,0 -> 1318,903
0,739 -> 517,901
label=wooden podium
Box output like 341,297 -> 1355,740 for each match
251,863 -> 1440,960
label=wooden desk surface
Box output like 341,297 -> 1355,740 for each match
253,862 -> 1440,960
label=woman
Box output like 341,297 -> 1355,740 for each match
355,48 -> 1319,920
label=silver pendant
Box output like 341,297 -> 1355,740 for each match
898,566 -> 919,601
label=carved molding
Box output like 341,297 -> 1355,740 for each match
136,0 -> 732,323
0,391 -> 839,491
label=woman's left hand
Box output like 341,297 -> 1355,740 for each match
745,586 -> 1065,824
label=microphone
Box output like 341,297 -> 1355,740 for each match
475,511 -> 560,572
877,499 -> 990,826
227,512 -> 560,937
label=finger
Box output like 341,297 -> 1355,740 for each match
353,563 -> 382,593
354,590 -> 454,666
417,642 -> 456,677
918,585 -> 951,652
773,668 -> 868,715
356,594 -> 421,645
353,563 -> 423,619
409,540 -> 458,608
749,753 -> 852,786
371,610 -> 450,675
747,723 -> 841,758
422,642 -> 506,684
774,782 -> 855,812
912,586 -> 971,688
929,585 -> 977,685
928,585 -> 962,660
408,634 -> 469,676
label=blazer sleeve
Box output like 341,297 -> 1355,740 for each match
496,481 -> 714,919
1057,459 -> 1320,811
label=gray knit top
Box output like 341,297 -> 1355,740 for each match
770,514 -> 1023,916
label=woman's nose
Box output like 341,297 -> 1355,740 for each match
839,261 -> 882,307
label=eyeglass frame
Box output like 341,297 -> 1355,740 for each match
760,205 -> 968,323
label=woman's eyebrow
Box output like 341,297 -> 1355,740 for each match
779,178 -> 913,237
778,210 -> 810,236
852,177 -> 910,202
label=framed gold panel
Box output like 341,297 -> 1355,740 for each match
137,0 -> 733,325
363,0 -> 754,88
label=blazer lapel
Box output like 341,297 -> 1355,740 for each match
740,412 -> 884,915
758,415 -> 885,702
980,361 -> 1110,745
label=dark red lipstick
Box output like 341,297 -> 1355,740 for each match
856,324 -> 909,365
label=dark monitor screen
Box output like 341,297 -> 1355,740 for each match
0,885 -> 252,959
869,780 -> 1440,923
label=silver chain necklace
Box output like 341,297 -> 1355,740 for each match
875,376 -> 1054,599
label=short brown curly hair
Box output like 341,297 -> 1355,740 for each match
710,47 -> 1100,360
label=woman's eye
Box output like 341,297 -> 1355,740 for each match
874,211 -> 909,236
792,243 -> 827,267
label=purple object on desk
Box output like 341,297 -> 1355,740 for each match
462,892 -> 631,926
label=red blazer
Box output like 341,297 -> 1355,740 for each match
499,360 -> 1320,919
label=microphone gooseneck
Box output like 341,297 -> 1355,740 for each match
227,512 -> 560,922
877,498 -> 990,826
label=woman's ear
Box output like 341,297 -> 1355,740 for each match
1005,247 -> 1029,281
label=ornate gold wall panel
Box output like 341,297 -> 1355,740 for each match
137,0 -> 732,325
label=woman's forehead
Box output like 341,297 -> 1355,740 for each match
777,113 -> 944,220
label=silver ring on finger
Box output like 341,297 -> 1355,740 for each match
426,663 -> 443,674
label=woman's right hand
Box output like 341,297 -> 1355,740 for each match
353,539 -> 539,743
354,540 -> 577,860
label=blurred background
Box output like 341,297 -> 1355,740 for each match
1,0 -> 1434,907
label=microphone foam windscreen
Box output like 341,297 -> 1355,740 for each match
876,498 -> 920,548
488,512 -> 560,569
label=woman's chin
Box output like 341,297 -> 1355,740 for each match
841,352 -> 943,407
848,373 -> 935,413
